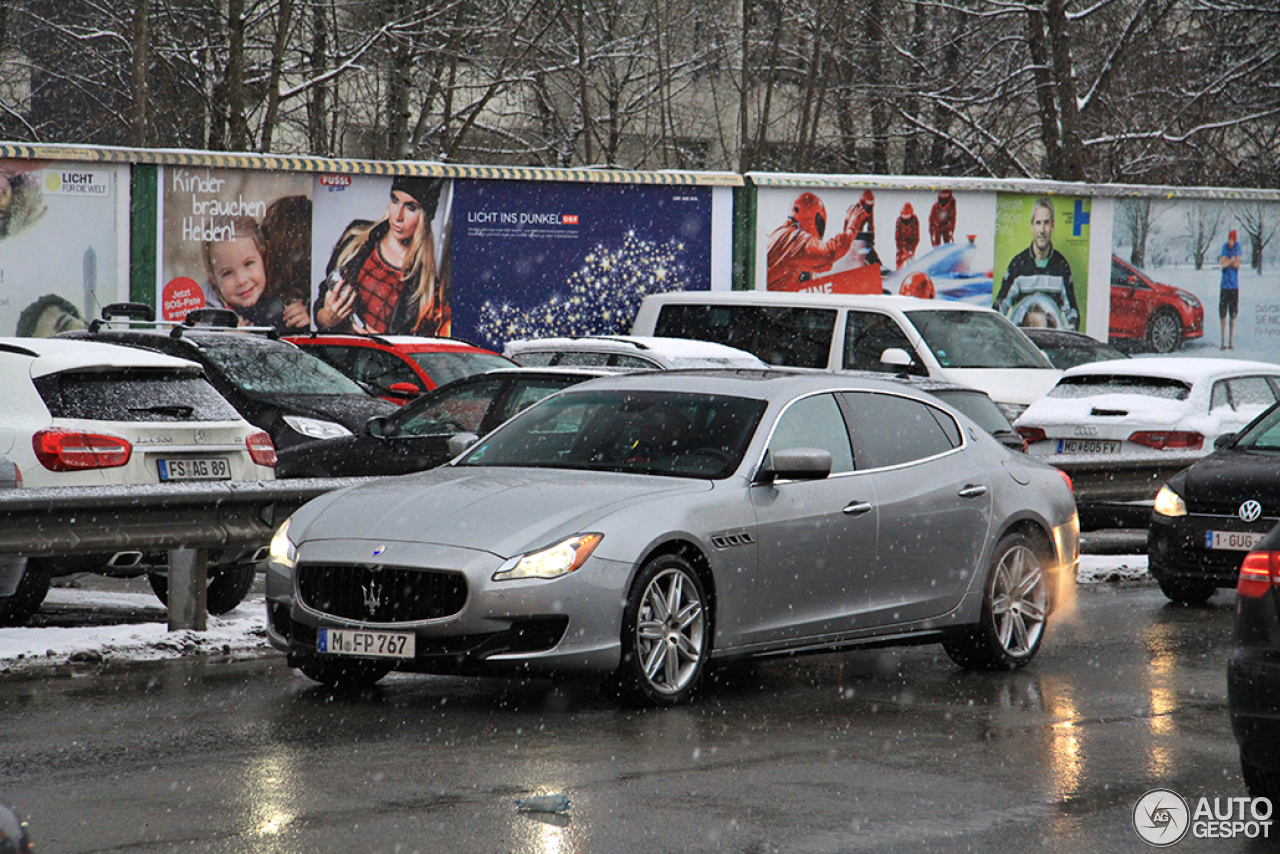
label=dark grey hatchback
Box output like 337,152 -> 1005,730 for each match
1229,522 -> 1280,800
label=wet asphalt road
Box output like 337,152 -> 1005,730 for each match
0,581 -> 1265,854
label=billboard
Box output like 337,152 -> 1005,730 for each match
993,193 -> 1092,331
0,159 -> 123,337
755,185 -> 997,305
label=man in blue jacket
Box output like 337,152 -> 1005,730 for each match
1219,229 -> 1242,350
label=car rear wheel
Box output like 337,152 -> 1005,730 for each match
298,657 -> 394,690
0,566 -> 50,626
1146,309 -> 1183,353
1156,576 -> 1217,605
147,563 -> 257,615
605,554 -> 709,707
943,533 -> 1048,670
1242,754 -> 1280,802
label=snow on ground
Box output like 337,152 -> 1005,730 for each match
0,554 -> 1159,677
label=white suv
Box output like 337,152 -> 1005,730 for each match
504,335 -> 766,371
0,337 -> 276,623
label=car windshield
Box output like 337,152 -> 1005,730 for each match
410,351 -> 513,386
1034,338 -> 1129,370
1047,374 -> 1192,401
457,389 -> 767,479
199,339 -> 368,395
1233,404 -> 1280,452
905,310 -> 1053,369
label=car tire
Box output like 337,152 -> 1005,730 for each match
297,657 -> 393,690
1156,576 -> 1217,605
943,533 -> 1049,671
147,563 -> 257,615
1146,309 -> 1183,354
604,554 -> 709,707
0,566 -> 50,626
1241,754 -> 1280,802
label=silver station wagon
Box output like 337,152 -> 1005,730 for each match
266,370 -> 1079,706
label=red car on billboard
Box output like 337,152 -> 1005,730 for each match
1109,255 -> 1204,353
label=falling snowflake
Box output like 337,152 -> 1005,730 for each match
476,232 -> 691,345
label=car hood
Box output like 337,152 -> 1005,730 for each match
1179,450 -> 1280,507
294,466 -> 713,559
255,393 -> 396,431
937,368 -> 1061,408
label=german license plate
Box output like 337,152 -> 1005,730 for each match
1057,439 -> 1121,454
158,458 -> 231,481
1206,530 -> 1267,551
318,628 -> 415,659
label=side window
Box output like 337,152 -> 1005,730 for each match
842,312 -> 926,376
502,379 -> 577,420
392,378 -> 505,436
1211,380 -> 1231,410
1227,377 -> 1279,410
308,344 -> 358,375
653,305 -> 837,369
510,351 -> 555,367
612,354 -> 661,369
556,351 -> 611,367
1111,259 -> 1130,287
353,349 -> 418,391
768,393 -> 854,474
842,392 -> 960,468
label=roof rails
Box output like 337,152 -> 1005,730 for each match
87,302 -> 279,340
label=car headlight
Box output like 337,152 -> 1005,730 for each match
492,534 -> 603,581
1153,485 -> 1187,518
269,518 -> 297,569
283,415 -> 352,440
1179,292 -> 1201,309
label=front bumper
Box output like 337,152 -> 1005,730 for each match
265,537 -> 627,677
1148,512 -> 1271,587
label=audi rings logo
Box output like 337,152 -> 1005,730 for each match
1074,425 -> 1099,436
1134,788 -> 1190,846
1240,500 -> 1263,523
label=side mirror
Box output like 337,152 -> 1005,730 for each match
367,415 -> 390,439
388,382 -> 421,399
1214,433 -> 1236,450
880,348 -> 914,367
448,432 -> 481,458
755,448 -> 832,484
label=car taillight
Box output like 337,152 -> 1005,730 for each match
247,431 -> 277,467
1129,430 -> 1204,451
1059,470 -> 1073,493
1017,426 -> 1048,444
1237,551 -> 1280,598
33,430 -> 132,471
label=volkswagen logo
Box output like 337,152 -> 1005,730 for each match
1074,426 -> 1099,436
1239,500 -> 1263,523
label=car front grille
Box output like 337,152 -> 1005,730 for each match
296,563 -> 467,623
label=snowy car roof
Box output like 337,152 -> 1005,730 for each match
1061,356 -> 1280,384
0,336 -> 202,378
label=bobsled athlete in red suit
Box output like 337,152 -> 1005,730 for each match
929,189 -> 957,246
895,203 -> 920,269
766,192 -> 861,291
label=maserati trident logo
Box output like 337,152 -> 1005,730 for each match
362,573 -> 383,614
1240,500 -> 1263,523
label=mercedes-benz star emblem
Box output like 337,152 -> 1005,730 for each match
1239,500 -> 1263,523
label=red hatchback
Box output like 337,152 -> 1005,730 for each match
287,334 -> 515,404
1109,255 -> 1204,353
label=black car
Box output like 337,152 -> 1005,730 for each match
1149,401 -> 1280,604
1022,327 -> 1130,370
1229,521 -> 1280,800
61,304 -> 396,454
276,367 -> 609,477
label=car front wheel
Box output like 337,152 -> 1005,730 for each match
1156,576 -> 1217,606
605,554 -> 709,707
944,533 -> 1048,670
1146,309 -> 1183,353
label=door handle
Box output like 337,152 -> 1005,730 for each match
958,485 -> 988,498
842,501 -> 873,516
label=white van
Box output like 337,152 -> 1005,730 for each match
631,291 -> 1061,419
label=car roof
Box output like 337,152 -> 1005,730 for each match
449,366 -> 617,381
0,336 -> 202,377
287,333 -> 498,354
563,367 -> 946,403
1062,356 -> 1280,383
504,335 -> 764,361
639,290 -> 1000,314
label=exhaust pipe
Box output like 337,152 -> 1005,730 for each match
107,551 -> 144,569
